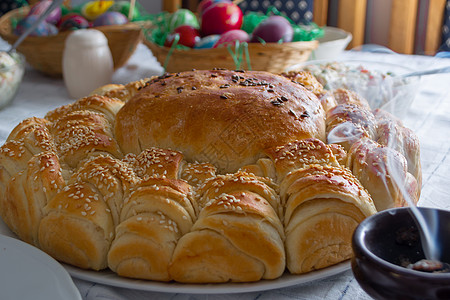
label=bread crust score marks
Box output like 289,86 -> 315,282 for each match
0,69 -> 423,283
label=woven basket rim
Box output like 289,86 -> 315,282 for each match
145,39 -> 319,56
0,6 -> 145,42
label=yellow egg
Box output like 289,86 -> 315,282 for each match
82,1 -> 114,20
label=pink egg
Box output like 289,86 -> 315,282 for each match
213,29 -> 249,48
27,0 -> 62,24
92,12 -> 128,27
59,14 -> 90,31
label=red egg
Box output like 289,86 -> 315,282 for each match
213,29 -> 249,48
250,16 -> 294,43
164,25 -> 201,48
197,0 -> 230,15
200,2 -> 243,36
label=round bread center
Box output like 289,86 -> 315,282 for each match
115,70 -> 326,173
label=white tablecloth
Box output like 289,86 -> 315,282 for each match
1,40 -> 449,300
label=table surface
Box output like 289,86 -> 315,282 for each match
0,40 -> 449,300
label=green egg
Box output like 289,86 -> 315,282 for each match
167,9 -> 199,32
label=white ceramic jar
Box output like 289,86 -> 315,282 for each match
62,29 -> 113,99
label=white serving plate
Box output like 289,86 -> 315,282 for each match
0,218 -> 349,294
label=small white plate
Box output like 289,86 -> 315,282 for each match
0,234 -> 81,300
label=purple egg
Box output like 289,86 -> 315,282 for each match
14,15 -> 58,36
27,0 -> 62,24
59,14 -> 89,31
92,12 -> 128,27
250,16 -> 293,43
213,29 -> 249,48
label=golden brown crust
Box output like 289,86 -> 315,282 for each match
89,79 -> 151,102
264,138 -> 340,182
39,182 -> 114,270
196,171 -> 282,220
169,191 -> 285,282
280,164 -> 376,273
2,151 -> 64,246
109,176 -> 194,281
115,70 -> 326,173
280,71 -> 337,113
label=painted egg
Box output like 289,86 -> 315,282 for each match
194,34 -> 220,49
59,14 -> 90,31
165,25 -> 200,48
167,9 -> 199,32
197,0 -> 230,15
92,11 -> 128,27
27,0 -> 62,24
200,2 -> 243,36
14,15 -> 59,36
250,16 -> 294,43
213,29 -> 249,48
81,0 -> 114,20
109,1 -> 141,21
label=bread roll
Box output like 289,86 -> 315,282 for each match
2,151 -> 64,246
108,177 -> 195,281
196,171 -> 281,218
280,71 -> 337,113
280,165 -> 376,273
333,88 -> 371,110
180,162 -> 217,187
123,147 -> 184,180
326,103 -> 377,151
346,138 -> 419,211
50,110 -> 123,169
39,181 -> 114,270
264,138 -> 341,183
69,155 -> 138,226
169,183 -> 285,282
45,95 -> 123,125
374,109 -> 422,187
89,78 -> 151,102
115,70 -> 326,173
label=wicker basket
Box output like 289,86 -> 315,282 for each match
0,6 -> 144,77
145,39 -> 318,73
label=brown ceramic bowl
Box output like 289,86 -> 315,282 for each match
352,207 -> 450,300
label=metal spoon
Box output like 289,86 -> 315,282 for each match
6,0 -> 64,54
398,66 -> 450,78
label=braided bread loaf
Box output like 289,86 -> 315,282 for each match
0,69 -> 420,283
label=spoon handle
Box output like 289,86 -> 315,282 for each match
400,66 -> 450,78
8,0 -> 64,53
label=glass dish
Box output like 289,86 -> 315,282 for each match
286,59 -> 420,120
0,51 -> 25,109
